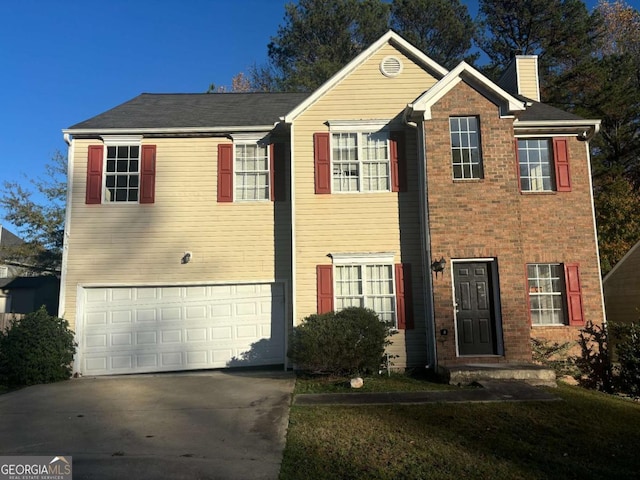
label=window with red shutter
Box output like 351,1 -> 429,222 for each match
553,137 -> 571,192
316,265 -> 334,313
217,143 -> 233,202
390,131 -> 407,192
86,145 -> 104,204
314,132 -> 331,194
395,263 -> 414,329
564,263 -> 584,326
140,145 -> 156,204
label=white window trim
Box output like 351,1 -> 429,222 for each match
449,116 -> 483,181
101,139 -> 142,204
517,138 -> 554,193
327,119 -> 392,132
527,263 -> 566,326
233,137 -> 271,202
330,130 -> 392,194
331,252 -> 395,265
331,252 -> 397,327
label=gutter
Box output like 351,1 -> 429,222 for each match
514,119 -> 601,140
63,125 -> 280,137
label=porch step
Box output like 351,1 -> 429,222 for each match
439,363 -> 557,387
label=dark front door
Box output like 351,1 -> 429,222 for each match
453,261 -> 497,356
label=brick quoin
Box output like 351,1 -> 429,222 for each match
425,81 -> 603,367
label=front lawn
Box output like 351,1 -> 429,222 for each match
280,383 -> 640,480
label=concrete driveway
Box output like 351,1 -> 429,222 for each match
0,370 -> 295,480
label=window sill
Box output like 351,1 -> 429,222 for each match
519,191 -> 558,195
531,323 -> 569,327
452,178 -> 484,183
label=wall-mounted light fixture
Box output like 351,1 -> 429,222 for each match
431,257 -> 446,277
181,251 -> 192,264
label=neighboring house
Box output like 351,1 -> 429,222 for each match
60,31 -> 604,376
0,225 -> 26,279
0,276 -> 60,316
603,241 -> 640,325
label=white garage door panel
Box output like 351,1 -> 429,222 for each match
80,283 -> 285,375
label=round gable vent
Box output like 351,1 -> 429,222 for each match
380,56 -> 403,77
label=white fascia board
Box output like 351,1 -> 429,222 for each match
603,238 -> 640,284
330,252 -> 395,265
514,119 -> 601,138
327,119 -> 393,132
63,125 -> 277,137
410,62 -> 526,120
282,30 -> 449,124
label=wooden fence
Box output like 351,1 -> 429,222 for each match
0,313 -> 25,332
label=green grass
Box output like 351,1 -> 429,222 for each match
294,371 -> 460,394
280,383 -> 640,480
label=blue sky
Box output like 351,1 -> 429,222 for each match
0,0 -> 604,235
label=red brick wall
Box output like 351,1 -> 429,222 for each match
425,81 -> 604,366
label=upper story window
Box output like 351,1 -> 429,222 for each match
0,266 -> 8,278
517,138 -> 571,193
518,139 -> 553,192
450,116 -> 483,180
105,145 -> 140,202
235,143 -> 269,201
85,137 -> 155,205
332,131 -> 390,192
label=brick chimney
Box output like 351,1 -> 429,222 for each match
497,55 -> 540,102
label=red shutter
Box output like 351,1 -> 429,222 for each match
316,265 -> 334,314
217,143 -> 233,202
86,145 -> 103,204
314,132 -> 331,194
390,131 -> 407,192
514,138 -> 523,191
395,263 -> 414,329
565,263 -> 584,326
553,137 -> 571,192
270,143 -> 286,201
140,145 -> 156,204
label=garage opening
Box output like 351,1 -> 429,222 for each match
78,282 -> 285,375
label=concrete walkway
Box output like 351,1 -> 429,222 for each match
293,380 -> 559,406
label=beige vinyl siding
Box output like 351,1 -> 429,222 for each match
292,43 -> 435,367
604,245 -> 640,325
515,57 -> 540,101
63,137 -> 288,330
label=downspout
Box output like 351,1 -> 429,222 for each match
287,120 -> 297,370
584,136 -> 607,327
404,107 -> 437,369
58,133 -> 74,320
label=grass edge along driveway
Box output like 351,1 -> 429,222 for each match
280,383 -> 640,480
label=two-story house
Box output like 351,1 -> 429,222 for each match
60,31 -> 603,376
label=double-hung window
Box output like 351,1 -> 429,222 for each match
517,137 -> 571,192
331,253 -> 397,325
518,139 -> 553,192
105,145 -> 140,202
450,116 -> 483,180
527,263 -> 565,325
235,142 -> 269,201
332,131 -> 390,192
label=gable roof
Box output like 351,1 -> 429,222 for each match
408,61 -> 526,120
65,93 -> 310,135
282,30 -> 449,123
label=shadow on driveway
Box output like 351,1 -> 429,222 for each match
0,369 -> 295,480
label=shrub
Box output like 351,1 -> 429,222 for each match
531,337 -> 578,378
610,322 -> 640,396
288,307 -> 392,376
0,307 -> 77,386
574,320 -> 614,393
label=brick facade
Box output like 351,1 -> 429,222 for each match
425,81 -> 604,366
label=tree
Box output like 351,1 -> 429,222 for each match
593,173 -> 640,274
391,0 -> 477,68
0,151 -> 66,274
263,0 -> 390,92
475,0 -> 597,86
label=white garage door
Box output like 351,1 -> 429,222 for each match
79,283 -> 285,375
